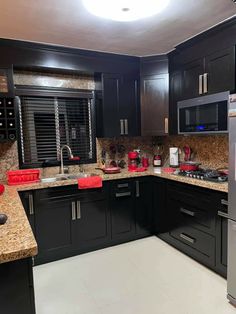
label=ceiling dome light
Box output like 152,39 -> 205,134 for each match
82,0 -> 170,22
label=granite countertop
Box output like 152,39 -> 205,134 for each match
0,167 -> 228,264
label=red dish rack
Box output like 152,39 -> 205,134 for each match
7,169 -> 40,185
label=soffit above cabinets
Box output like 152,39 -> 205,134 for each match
0,0 -> 235,56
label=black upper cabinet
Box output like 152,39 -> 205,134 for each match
178,46 -> 235,100
0,67 -> 14,97
141,74 -> 169,136
205,47 -> 235,95
182,58 -> 204,100
169,71 -> 182,135
140,56 -> 169,136
96,73 -> 140,138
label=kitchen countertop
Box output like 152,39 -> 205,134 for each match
0,168 -> 228,264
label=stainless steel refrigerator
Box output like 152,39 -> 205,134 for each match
227,93 -> 236,305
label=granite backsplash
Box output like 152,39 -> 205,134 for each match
0,135 -> 228,182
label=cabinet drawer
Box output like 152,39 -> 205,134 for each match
168,183 -> 217,210
170,226 -> 215,262
110,180 -> 133,198
168,198 -> 215,235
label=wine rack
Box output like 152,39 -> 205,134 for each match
0,98 -> 16,141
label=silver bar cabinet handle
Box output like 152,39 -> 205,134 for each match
124,119 -> 128,135
203,73 -> 208,93
76,201 -> 81,219
29,194 -> 34,215
164,118 -> 168,134
117,183 -> 129,188
218,211 -> 229,219
71,202 -> 76,221
115,192 -> 131,198
136,181 -> 140,198
180,207 -> 195,217
221,199 -> 228,206
180,233 -> 195,244
199,75 -> 203,95
120,119 -> 124,135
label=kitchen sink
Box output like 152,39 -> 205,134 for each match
41,173 -> 95,183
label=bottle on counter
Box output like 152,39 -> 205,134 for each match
153,154 -> 162,174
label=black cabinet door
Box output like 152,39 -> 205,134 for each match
205,47 -> 235,95
141,74 -> 169,136
110,182 -> 136,242
0,258 -> 35,314
153,179 -> 168,234
34,191 -> 76,264
75,187 -> 111,250
216,215 -> 228,278
135,178 -> 153,236
182,58 -> 204,99
100,73 -> 122,137
169,70 -> 182,135
119,76 -> 140,136
19,191 -> 35,233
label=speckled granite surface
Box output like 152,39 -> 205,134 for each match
0,168 -> 228,264
0,185 -> 37,264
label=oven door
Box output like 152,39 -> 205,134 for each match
178,91 -> 229,134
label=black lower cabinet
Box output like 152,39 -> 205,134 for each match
110,180 -> 136,242
135,178 -> 153,236
74,188 -> 111,250
0,258 -> 35,314
33,189 -> 77,264
20,177 -> 228,277
20,177 -> 152,265
155,180 -> 228,277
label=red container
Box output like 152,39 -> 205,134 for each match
128,152 -> 138,159
7,169 -> 40,185
179,162 -> 200,172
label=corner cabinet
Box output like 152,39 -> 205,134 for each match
96,73 -> 140,138
141,74 -> 169,136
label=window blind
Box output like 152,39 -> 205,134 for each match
18,95 -> 96,167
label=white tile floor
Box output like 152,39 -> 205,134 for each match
34,237 -> 236,314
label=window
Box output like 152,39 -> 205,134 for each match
17,90 -> 96,168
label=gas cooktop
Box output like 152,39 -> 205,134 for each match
177,169 -> 228,183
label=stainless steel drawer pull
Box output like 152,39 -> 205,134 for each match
76,201 -> 81,219
221,199 -> 228,206
180,207 -> 195,217
203,73 -> 208,93
218,210 -> 229,219
29,194 -> 34,215
180,233 -> 195,244
115,192 -> 131,198
71,202 -> 76,221
199,75 -> 203,95
124,119 -> 129,135
136,181 -> 140,198
117,183 -> 129,188
120,119 -> 124,135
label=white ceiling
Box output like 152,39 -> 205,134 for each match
0,0 -> 235,56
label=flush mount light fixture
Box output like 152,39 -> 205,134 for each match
82,0 -> 170,22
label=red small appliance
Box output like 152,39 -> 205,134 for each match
128,151 -> 139,172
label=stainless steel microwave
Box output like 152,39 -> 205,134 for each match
177,91 -> 229,134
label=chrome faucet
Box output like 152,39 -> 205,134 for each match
60,145 -> 74,174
